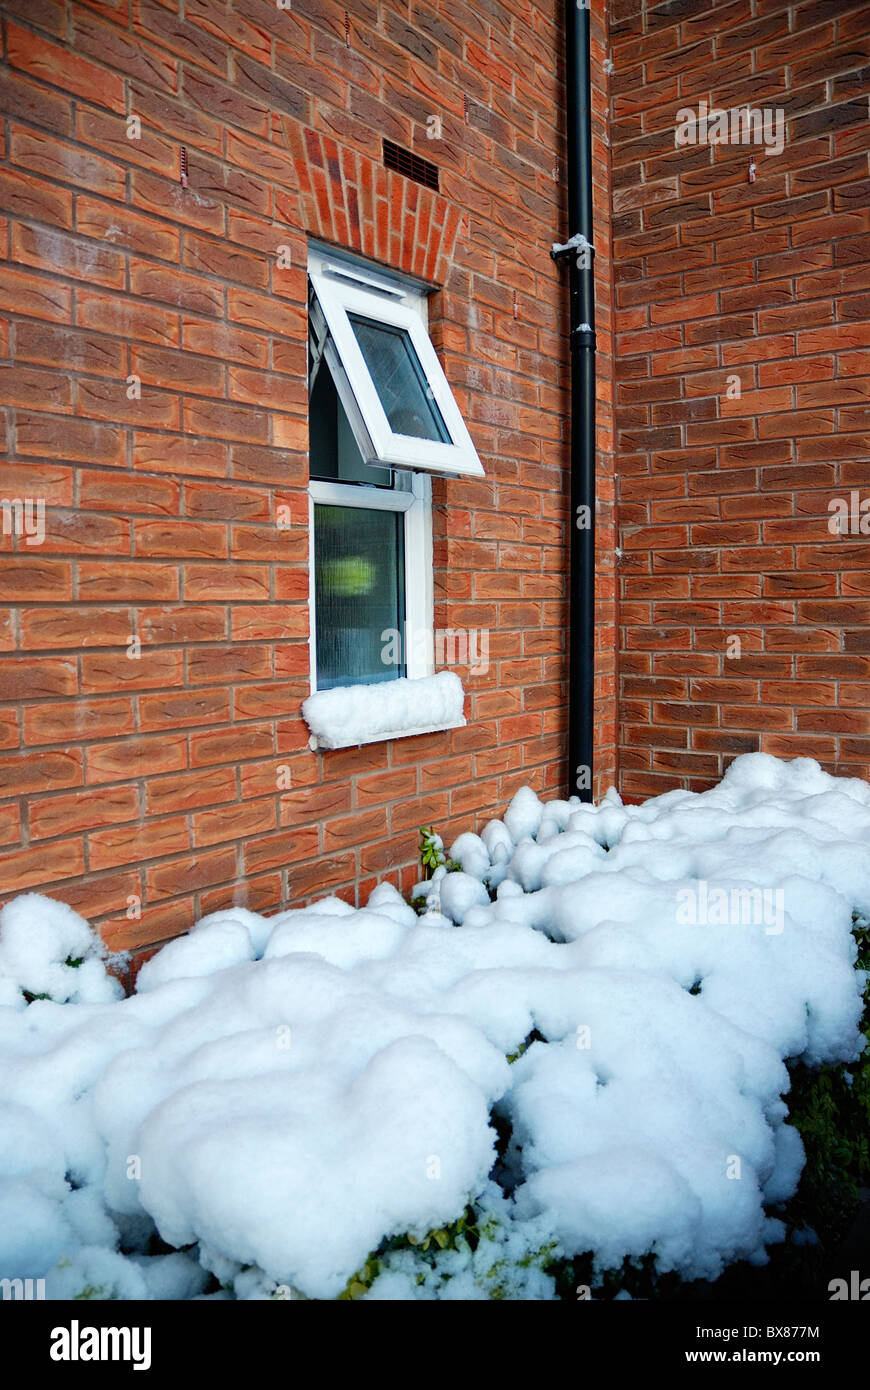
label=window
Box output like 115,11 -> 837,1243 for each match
308,250 -> 483,480
305,247 -> 483,746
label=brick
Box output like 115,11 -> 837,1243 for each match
30,784 -> 139,840
85,733 -> 187,785
0,706 -> 19,749
182,66 -> 270,138
133,433 -> 227,478
130,169 -> 224,234
0,165 -> 73,228
0,558 -> 72,603
78,562 -> 180,602
0,69 -> 73,137
0,839 -> 85,894
183,398 -> 269,444
89,817 -> 191,873
20,605 -> 131,650
76,197 -> 181,262
182,232 -> 268,289
190,723 -> 274,768
106,911 -> 193,957
132,0 -> 228,71
10,127 -> 125,200
0,802 -> 22,847
78,469 -> 180,516
75,288 -> 179,346
12,222 -> 125,289
133,519 -> 227,559
6,23 -> 125,111
24,697 -> 135,748
129,261 -> 223,317
130,346 -> 225,398
138,689 -> 230,733
181,318 -> 268,369
199,869 -> 283,918
145,766 -> 235,817
140,605 -> 227,645
231,605 -> 307,641
0,364 -> 72,414
72,9 -> 178,91
288,853 -> 355,901
186,644 -> 272,684
15,322 -> 124,378
278,782 -> 351,823
227,289 -> 305,338
184,480 -> 270,522
0,455 -> 71,505
0,265 -> 71,323
183,564 -> 270,601
1,653 -> 75,700
234,683 -> 302,720
193,798 -> 277,848
81,650 -> 184,695
0,749 -> 83,798
41,509 -> 130,557
355,768 -> 418,804
244,828 -> 316,874
62,870 -> 144,931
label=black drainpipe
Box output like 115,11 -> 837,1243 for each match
552,0 -> 596,802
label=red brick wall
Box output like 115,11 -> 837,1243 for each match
0,0 -> 616,954
611,0 -> 870,798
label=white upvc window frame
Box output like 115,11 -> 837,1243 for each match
308,249 -> 484,480
305,246 -> 474,747
307,472 -> 434,695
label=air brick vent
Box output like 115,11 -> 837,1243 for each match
382,139 -> 439,192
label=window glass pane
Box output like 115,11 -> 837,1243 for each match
309,355 -> 392,487
348,313 -> 451,443
308,356 -> 338,479
314,504 -> 405,690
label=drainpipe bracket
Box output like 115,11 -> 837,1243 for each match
550,232 -> 595,263
570,323 -> 597,350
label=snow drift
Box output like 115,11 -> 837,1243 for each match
0,754 -> 866,1299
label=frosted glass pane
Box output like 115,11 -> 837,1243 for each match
314,504 -> 405,690
348,313 -> 451,442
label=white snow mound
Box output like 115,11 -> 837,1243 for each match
0,754 -> 866,1298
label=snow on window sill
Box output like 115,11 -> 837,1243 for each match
302,671 -> 466,751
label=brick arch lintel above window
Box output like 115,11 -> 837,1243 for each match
282,124 -> 463,287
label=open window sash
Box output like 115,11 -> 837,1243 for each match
308,262 -> 484,480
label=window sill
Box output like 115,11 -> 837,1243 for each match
302,671 -> 466,751
307,718 -> 465,752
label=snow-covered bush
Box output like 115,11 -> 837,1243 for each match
0,754 -> 868,1299
0,893 -> 123,1009
346,1184 -> 558,1300
782,910 -> 870,1248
